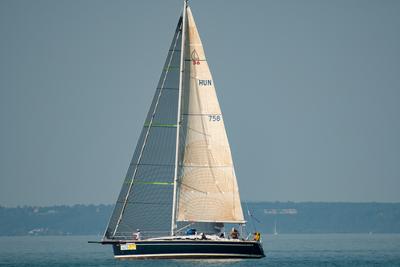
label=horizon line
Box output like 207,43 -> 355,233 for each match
2,201 -> 400,208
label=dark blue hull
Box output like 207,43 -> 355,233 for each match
111,240 -> 265,259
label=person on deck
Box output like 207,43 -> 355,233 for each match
201,232 -> 207,240
133,229 -> 141,240
230,227 -> 239,239
253,232 -> 261,241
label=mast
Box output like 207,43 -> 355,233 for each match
171,0 -> 187,236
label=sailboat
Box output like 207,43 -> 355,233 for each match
96,0 -> 265,259
273,220 -> 278,235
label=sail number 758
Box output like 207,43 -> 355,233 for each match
208,115 -> 221,122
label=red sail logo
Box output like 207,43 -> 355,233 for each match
191,49 -> 200,65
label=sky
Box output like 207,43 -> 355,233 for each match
0,0 -> 399,207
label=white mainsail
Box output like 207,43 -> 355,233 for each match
176,7 -> 245,223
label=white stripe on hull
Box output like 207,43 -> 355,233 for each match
136,242 -> 254,246
114,253 -> 264,259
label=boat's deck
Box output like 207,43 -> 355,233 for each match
95,234 -> 261,245
147,234 -> 245,242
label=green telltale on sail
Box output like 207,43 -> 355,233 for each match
124,179 -> 174,186
144,122 -> 177,128
163,66 -> 180,71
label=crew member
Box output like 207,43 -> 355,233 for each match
230,227 -> 239,239
201,232 -> 207,240
253,232 -> 261,241
133,229 -> 141,240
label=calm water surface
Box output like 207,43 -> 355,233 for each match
1,234 -> 399,267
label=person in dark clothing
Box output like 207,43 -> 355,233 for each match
201,232 -> 207,240
230,227 -> 239,239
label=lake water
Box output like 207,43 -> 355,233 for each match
1,234 -> 400,267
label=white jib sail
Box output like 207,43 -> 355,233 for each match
177,7 -> 245,223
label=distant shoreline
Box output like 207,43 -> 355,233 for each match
1,202 -> 399,236
2,201 -> 400,208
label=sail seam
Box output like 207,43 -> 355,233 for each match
184,59 -> 206,61
180,165 -> 233,168
123,180 -> 174,185
130,163 -> 175,167
144,123 -> 177,128
116,201 -> 172,205
156,87 -> 179,90
182,113 -> 222,116
179,182 -> 207,194
164,66 -> 180,71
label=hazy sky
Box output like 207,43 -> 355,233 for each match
1,0 -> 399,206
